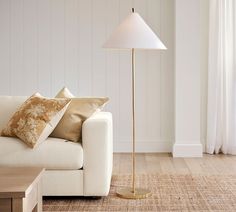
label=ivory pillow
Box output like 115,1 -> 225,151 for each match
50,87 -> 109,142
1,93 -> 71,148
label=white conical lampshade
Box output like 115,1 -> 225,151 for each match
103,11 -> 167,50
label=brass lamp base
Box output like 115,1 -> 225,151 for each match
116,187 -> 151,199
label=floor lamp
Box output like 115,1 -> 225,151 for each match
103,8 -> 167,199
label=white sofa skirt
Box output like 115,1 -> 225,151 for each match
43,170 -> 84,196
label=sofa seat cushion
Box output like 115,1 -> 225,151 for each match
0,137 -> 83,170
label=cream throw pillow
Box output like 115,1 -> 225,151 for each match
50,87 -> 109,142
1,93 -> 71,148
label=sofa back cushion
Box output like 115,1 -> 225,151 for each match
0,96 -> 27,132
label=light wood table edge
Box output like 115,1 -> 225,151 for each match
0,168 -> 45,212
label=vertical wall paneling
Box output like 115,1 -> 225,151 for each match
147,0 -> 161,142
200,0 -> 209,150
134,0 -> 148,142
160,0 -> 174,143
23,0 -> 38,94
65,0 -> 78,95
10,0 -> 24,95
92,0 -> 107,96
51,0 -> 65,96
0,0 -> 174,152
0,0 -> 10,94
77,0 -> 92,96
106,0 -> 120,146
118,0 -> 132,149
38,0 -> 51,96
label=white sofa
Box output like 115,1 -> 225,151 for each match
0,96 -> 113,196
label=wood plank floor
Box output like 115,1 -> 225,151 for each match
113,153 -> 236,175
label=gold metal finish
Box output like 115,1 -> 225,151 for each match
116,48 -> 151,199
117,187 -> 151,199
131,48 -> 136,194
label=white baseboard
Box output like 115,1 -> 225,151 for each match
172,143 -> 203,157
201,139 -> 206,153
113,140 -> 173,153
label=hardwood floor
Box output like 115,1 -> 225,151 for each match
113,153 -> 236,175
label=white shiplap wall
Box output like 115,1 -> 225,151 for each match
0,0 -> 174,152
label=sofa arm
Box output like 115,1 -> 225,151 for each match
82,112 -> 113,196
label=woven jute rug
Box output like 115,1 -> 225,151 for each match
43,174 -> 236,211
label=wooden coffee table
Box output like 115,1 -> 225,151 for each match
0,167 -> 44,212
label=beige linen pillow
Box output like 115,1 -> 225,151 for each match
50,87 -> 109,142
1,93 -> 71,148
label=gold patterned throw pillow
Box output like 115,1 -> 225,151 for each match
50,87 -> 109,142
1,93 -> 71,148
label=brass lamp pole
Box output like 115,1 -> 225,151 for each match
131,48 -> 136,194
115,48 -> 151,199
103,8 -> 167,199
